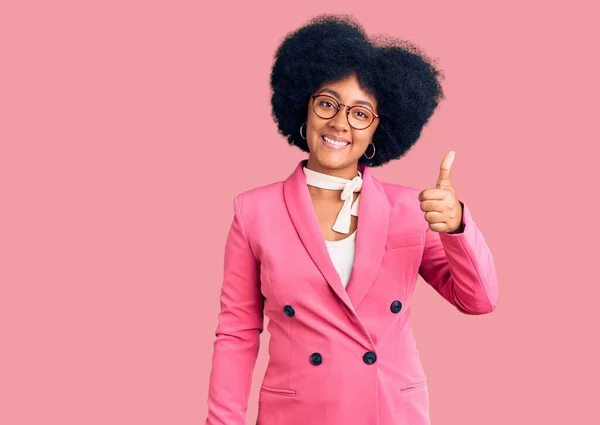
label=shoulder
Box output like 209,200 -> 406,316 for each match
376,179 -> 422,208
230,180 -> 288,240
231,180 -> 285,216
234,180 -> 283,203
374,179 -> 426,232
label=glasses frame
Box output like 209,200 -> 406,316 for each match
311,94 -> 379,130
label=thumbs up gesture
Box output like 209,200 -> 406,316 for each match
418,151 -> 464,233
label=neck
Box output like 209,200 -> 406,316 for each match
305,157 -> 359,180
304,158 -> 361,201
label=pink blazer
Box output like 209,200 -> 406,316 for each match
205,159 -> 498,425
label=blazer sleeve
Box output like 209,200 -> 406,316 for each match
418,200 -> 499,314
205,195 -> 265,425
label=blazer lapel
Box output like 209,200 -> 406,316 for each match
283,160 -> 355,313
345,164 -> 389,309
282,160 -> 389,313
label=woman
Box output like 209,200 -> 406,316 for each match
205,14 -> 498,425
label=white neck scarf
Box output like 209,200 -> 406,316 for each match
303,166 -> 362,234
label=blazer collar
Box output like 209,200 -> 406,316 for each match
283,159 -> 389,313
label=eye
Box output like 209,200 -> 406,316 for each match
351,108 -> 372,121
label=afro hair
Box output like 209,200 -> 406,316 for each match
270,14 -> 445,167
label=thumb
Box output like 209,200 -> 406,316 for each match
436,151 -> 455,189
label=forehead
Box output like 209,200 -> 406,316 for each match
315,74 -> 377,107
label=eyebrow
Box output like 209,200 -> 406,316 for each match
318,88 -> 376,112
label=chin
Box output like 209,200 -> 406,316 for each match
314,151 -> 356,170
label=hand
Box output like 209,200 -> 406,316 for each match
418,151 -> 464,233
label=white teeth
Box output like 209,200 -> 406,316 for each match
323,136 -> 349,146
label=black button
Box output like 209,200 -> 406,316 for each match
390,300 -> 403,314
283,305 -> 295,317
363,351 -> 377,365
310,352 -> 323,366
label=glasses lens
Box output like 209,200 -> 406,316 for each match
348,107 -> 374,130
313,95 -> 339,119
312,95 -> 376,129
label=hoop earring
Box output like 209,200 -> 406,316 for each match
364,143 -> 376,159
300,123 -> 307,140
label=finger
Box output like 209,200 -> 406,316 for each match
424,210 -> 447,224
428,222 -> 450,233
418,188 -> 447,202
436,151 -> 455,189
419,199 -> 445,213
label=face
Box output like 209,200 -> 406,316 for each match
305,73 -> 379,177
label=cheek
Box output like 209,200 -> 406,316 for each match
353,133 -> 373,149
306,126 -> 325,153
306,116 -> 321,136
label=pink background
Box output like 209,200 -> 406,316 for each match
1,0 -> 598,424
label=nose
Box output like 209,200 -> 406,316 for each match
329,105 -> 350,132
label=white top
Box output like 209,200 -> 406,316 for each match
325,230 -> 357,289
301,165 -> 361,288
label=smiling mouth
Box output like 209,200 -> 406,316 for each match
321,135 -> 351,148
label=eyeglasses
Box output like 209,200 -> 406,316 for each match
311,94 -> 379,130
